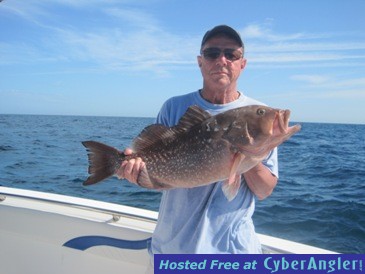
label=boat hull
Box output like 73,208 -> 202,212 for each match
0,187 -> 154,274
0,187 -> 337,274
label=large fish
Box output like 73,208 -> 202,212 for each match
82,105 -> 301,201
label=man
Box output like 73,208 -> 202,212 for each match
118,25 -> 278,254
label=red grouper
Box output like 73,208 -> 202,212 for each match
82,105 -> 301,201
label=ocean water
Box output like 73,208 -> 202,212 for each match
0,114 -> 364,254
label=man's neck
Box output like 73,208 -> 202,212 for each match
200,87 -> 240,104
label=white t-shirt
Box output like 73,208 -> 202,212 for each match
150,90 -> 278,255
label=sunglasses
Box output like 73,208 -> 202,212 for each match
201,47 -> 243,62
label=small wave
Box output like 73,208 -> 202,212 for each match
1,114 -> 364,253
72,177 -> 84,183
283,139 -> 301,146
5,161 -> 38,169
0,145 -> 15,151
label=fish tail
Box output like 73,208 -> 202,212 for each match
82,141 -> 125,186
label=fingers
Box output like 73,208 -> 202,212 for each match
115,147 -> 135,179
124,157 -> 143,183
124,148 -> 133,156
116,157 -> 145,185
115,147 -> 146,185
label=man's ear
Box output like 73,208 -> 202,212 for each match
241,58 -> 247,69
197,56 -> 202,67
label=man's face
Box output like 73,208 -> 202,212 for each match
198,35 -> 246,89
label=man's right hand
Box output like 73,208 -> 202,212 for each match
116,148 -> 145,185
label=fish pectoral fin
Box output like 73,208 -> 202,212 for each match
222,153 -> 245,201
135,166 -> 154,188
136,166 -> 170,190
222,175 -> 241,202
229,153 -> 245,183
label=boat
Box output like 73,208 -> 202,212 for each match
0,186 -> 337,274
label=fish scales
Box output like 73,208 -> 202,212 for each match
82,105 -> 301,201
136,130 -> 232,186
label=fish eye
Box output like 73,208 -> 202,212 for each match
257,108 -> 266,116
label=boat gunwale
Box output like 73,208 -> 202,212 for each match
0,186 -> 338,254
0,186 -> 158,223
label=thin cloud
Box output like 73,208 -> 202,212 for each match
291,75 -> 331,85
262,88 -> 365,101
314,77 -> 365,90
249,52 -> 365,64
241,23 -> 307,41
292,74 -> 365,89
0,0 -> 199,75
53,27 -> 198,73
247,41 -> 365,53
104,7 -> 160,30
241,21 -> 365,68
315,89 -> 365,99
262,74 -> 365,101
2,3 -> 365,73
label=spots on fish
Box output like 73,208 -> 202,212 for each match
232,121 -> 242,129
205,119 -> 223,133
83,104 -> 301,196
144,139 -> 228,185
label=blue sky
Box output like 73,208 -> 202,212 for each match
1,0 -> 364,124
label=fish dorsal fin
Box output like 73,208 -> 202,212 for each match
174,105 -> 211,133
132,106 -> 210,152
132,124 -> 176,152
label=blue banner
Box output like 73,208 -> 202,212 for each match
155,254 -> 364,274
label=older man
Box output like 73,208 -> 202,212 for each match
119,25 -> 278,255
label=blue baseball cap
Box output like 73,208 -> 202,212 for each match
201,25 -> 243,48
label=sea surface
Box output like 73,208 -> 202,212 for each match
0,114 -> 364,254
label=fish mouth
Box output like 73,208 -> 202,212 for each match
275,109 -> 301,137
236,108 -> 301,157
239,109 -> 301,156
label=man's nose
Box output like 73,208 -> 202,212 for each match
215,53 -> 228,66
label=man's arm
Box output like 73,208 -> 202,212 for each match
243,162 -> 278,200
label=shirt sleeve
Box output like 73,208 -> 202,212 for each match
262,147 -> 279,178
155,99 -> 176,127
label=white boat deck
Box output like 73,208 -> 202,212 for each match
0,186 -> 337,274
